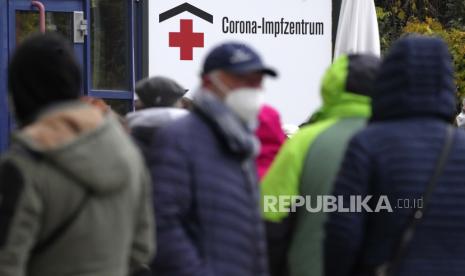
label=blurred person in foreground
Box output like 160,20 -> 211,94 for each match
325,36 -> 465,276
261,54 -> 380,276
126,76 -> 188,155
0,33 -> 154,276
150,42 -> 276,276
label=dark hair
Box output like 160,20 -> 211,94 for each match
8,33 -> 82,126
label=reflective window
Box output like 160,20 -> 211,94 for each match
15,11 -> 74,45
91,0 -> 130,91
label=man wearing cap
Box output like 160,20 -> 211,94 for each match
133,76 -> 187,110
149,42 -> 276,276
126,76 -> 189,156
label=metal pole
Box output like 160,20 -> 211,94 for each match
332,0 -> 343,59
31,1 -> 46,33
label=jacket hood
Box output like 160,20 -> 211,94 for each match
371,36 -> 456,122
12,102 -> 142,194
308,54 -> 379,123
126,107 -> 188,130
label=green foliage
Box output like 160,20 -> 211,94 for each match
445,0 -> 465,30
376,7 -> 395,53
403,18 -> 465,99
16,13 -> 40,44
375,0 -> 465,100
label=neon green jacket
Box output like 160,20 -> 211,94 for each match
261,55 -> 373,276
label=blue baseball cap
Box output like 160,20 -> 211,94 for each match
202,42 -> 278,77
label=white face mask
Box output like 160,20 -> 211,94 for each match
209,72 -> 264,126
225,88 -> 264,126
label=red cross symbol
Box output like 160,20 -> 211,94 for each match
169,19 -> 204,61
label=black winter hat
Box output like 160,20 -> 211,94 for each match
135,76 -> 187,108
345,54 -> 381,97
8,33 -> 82,126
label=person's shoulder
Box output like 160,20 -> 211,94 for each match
272,118 -> 341,158
0,144 -> 38,169
0,145 -> 37,191
157,111 -> 209,137
0,154 -> 25,185
343,122 -> 392,156
292,118 -> 340,142
353,120 -> 413,144
153,112 -> 212,150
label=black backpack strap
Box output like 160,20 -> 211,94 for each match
375,125 -> 455,276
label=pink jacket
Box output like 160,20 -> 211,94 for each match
256,105 -> 286,181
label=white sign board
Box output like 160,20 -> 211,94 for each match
148,0 -> 332,125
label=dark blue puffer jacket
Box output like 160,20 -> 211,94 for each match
149,90 -> 268,276
325,36 -> 465,276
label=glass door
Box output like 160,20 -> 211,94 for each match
1,0 -> 137,152
9,0 -> 86,66
15,11 -> 74,43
